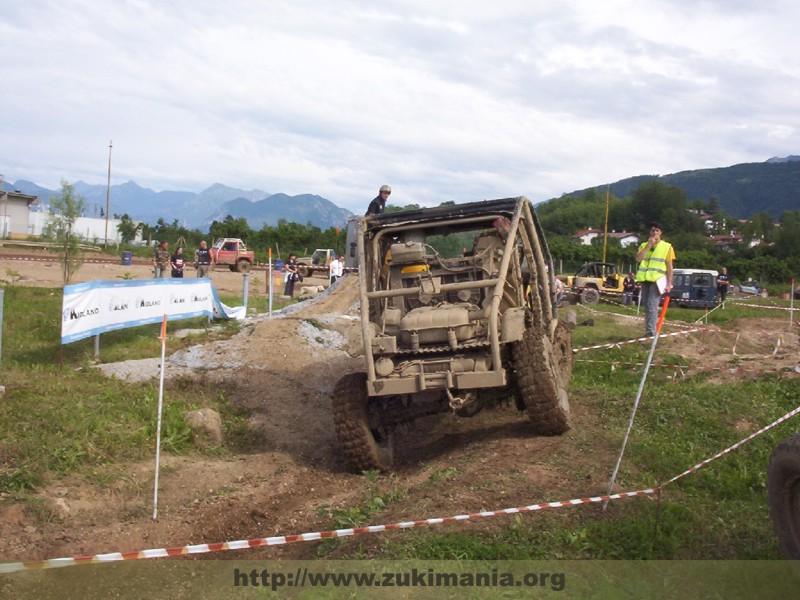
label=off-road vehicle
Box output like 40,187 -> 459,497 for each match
210,238 -> 254,273
566,261 -> 624,304
296,248 -> 336,278
332,197 -> 572,471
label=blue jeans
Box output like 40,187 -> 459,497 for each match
640,282 -> 661,337
622,291 -> 633,306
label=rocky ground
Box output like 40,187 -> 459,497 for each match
0,253 -> 797,566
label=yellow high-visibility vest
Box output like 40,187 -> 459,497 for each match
636,241 -> 672,283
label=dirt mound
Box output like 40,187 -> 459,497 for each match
661,317 -> 799,380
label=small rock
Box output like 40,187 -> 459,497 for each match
185,408 -> 223,448
53,497 -> 70,515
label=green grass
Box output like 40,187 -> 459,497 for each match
334,302 -> 797,560
315,471 -> 405,557
1,284 -> 796,559
0,285 -> 248,495
367,367 -> 794,559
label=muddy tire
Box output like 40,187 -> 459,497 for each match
551,320 -> 574,381
236,259 -> 252,273
332,372 -> 394,471
767,433 -> 800,559
297,265 -> 310,278
580,287 -> 600,304
513,326 -> 570,435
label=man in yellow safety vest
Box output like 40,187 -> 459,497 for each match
635,221 -> 675,337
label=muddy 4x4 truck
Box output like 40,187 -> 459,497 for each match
332,197 -> 572,471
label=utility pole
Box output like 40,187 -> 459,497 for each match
104,140 -> 112,249
602,184 -> 610,265
0,173 -> 7,239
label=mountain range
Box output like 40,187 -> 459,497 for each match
6,180 -> 354,230
4,156 -> 798,229
568,156 -> 800,218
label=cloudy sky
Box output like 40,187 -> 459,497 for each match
2,0 -> 798,213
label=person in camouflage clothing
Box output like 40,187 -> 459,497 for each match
152,240 -> 170,278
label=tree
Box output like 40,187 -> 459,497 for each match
775,211 -> 800,260
208,215 -> 253,242
385,203 -> 421,213
627,181 -> 703,236
116,213 -> 142,244
147,217 -> 203,249
47,180 -> 86,285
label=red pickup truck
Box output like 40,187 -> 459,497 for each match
209,238 -> 254,273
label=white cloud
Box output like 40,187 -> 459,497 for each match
1,0 -> 798,215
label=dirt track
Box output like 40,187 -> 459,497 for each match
0,249 -> 272,297
0,254 -> 798,565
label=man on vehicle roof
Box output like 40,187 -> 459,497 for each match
366,185 -> 391,216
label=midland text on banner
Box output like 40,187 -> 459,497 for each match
61,278 -> 214,344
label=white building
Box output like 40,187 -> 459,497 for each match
28,211 -> 143,245
573,228 -> 639,248
0,190 -> 39,238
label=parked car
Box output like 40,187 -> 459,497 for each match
668,268 -> 718,308
793,285 -> 800,300
738,279 -> 762,295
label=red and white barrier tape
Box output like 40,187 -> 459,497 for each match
0,489 -> 658,574
573,327 -> 707,353
574,358 -> 799,376
663,403 -> 800,486
2,399 -> 800,575
0,256 -> 114,265
728,298 -> 797,312
580,303 -> 702,329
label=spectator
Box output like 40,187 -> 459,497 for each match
622,271 -> 637,306
171,247 -> 185,278
717,266 -> 731,307
366,185 -> 391,215
554,277 -> 565,306
152,240 -> 170,278
195,240 -> 214,278
330,253 -> 344,285
283,253 -> 299,298
635,221 -> 675,337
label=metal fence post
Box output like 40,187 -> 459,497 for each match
0,288 -> 4,370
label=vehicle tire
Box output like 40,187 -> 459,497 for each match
297,265 -> 310,278
551,320 -> 573,381
236,259 -> 252,273
513,326 -> 570,435
580,287 -> 600,304
332,372 -> 394,471
767,433 -> 800,559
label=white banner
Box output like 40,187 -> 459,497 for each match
61,278 -> 214,344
